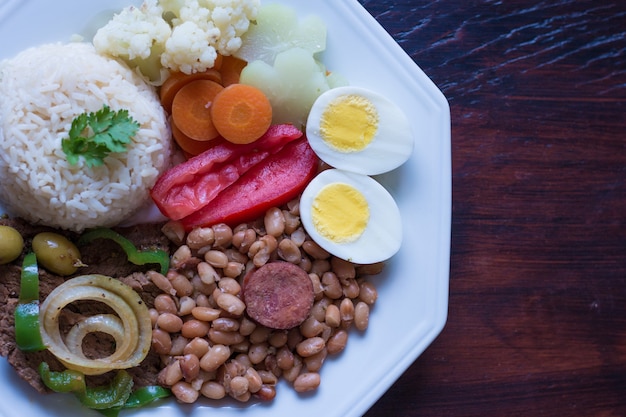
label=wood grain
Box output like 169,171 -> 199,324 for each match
358,1 -> 626,415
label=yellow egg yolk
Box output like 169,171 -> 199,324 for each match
311,182 -> 370,243
319,94 -> 379,152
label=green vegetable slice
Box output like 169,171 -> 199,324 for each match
77,370 -> 135,410
14,252 -> 46,352
78,228 -> 170,275
38,362 -> 87,394
39,362 -> 171,417
123,385 -> 172,409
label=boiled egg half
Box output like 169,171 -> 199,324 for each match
306,86 -> 414,175
299,168 -> 402,264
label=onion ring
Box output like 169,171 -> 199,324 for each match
39,274 -> 152,375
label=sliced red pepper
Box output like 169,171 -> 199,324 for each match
181,137 -> 319,230
150,124 -> 303,220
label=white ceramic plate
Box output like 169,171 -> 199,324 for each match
0,1 -> 451,416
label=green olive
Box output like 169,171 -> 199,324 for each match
0,225 -> 24,264
32,232 -> 83,276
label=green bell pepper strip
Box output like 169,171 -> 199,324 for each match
96,386 -> 172,417
39,362 -> 170,417
78,228 -> 170,275
38,362 -> 87,393
123,385 -> 171,409
18,252 -> 39,301
39,362 -> 133,409
14,252 -> 46,352
77,369 -> 135,410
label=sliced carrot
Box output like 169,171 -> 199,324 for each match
213,53 -> 224,71
171,119 -> 221,157
171,79 -> 224,142
210,83 -> 273,145
219,55 -> 248,87
160,69 -> 222,114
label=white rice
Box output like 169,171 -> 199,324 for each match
0,42 -> 171,232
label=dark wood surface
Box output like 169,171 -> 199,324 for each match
359,1 -> 626,416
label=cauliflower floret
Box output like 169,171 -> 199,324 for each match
93,0 -> 170,60
210,2 -> 257,54
93,0 -> 171,83
93,0 -> 260,82
160,0 -> 260,73
161,20 -> 220,74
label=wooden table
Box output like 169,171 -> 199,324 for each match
359,1 -> 626,415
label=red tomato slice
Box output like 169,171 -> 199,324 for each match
150,124 -> 303,220
180,138 -> 319,230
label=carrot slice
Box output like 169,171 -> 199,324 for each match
219,55 -> 248,87
210,84 -> 273,145
171,79 -> 224,142
213,53 -> 224,71
171,119 -> 221,157
160,69 -> 222,114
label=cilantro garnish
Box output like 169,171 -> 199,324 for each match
62,105 -> 140,167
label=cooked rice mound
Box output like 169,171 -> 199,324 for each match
0,42 -> 171,232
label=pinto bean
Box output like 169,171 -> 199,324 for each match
325,304 -> 341,328
277,238 -> 301,264
295,336 -> 325,357
191,306 -> 221,322
327,329 -> 348,355
209,329 -> 245,345
245,367 -> 263,393
248,342 -> 269,364
168,271 -> 193,297
301,240 -> 330,260
201,381 -> 226,400
157,313 -> 184,333
181,320 -> 210,339
152,328 -> 172,355
358,281 -> 379,305
215,292 -> 246,316
264,207 -> 285,237
204,250 -> 229,268
229,376 -> 250,398
172,381 -> 199,403
200,345 -> 231,372
186,227 -> 214,250
255,384 -> 277,401
293,372 -> 320,393
330,256 -> 356,280
180,354 -> 200,381
232,228 -> 256,253
304,348 -> 327,372
148,270 -> 175,296
184,337 -> 210,358
354,301 -> 370,331
212,223 -> 233,248
154,294 -> 177,314
197,262 -> 219,285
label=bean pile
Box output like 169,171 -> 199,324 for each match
152,198 -> 382,403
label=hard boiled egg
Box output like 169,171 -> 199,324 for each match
299,168 -> 402,264
305,86 -> 414,175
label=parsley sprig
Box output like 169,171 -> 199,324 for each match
62,105 -> 140,168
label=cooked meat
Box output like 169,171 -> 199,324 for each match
0,217 -> 171,393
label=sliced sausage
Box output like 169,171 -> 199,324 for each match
242,261 -> 314,329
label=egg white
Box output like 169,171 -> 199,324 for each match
299,169 -> 403,264
306,86 -> 414,176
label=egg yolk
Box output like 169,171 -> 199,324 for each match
319,94 -> 379,152
311,182 -> 370,243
